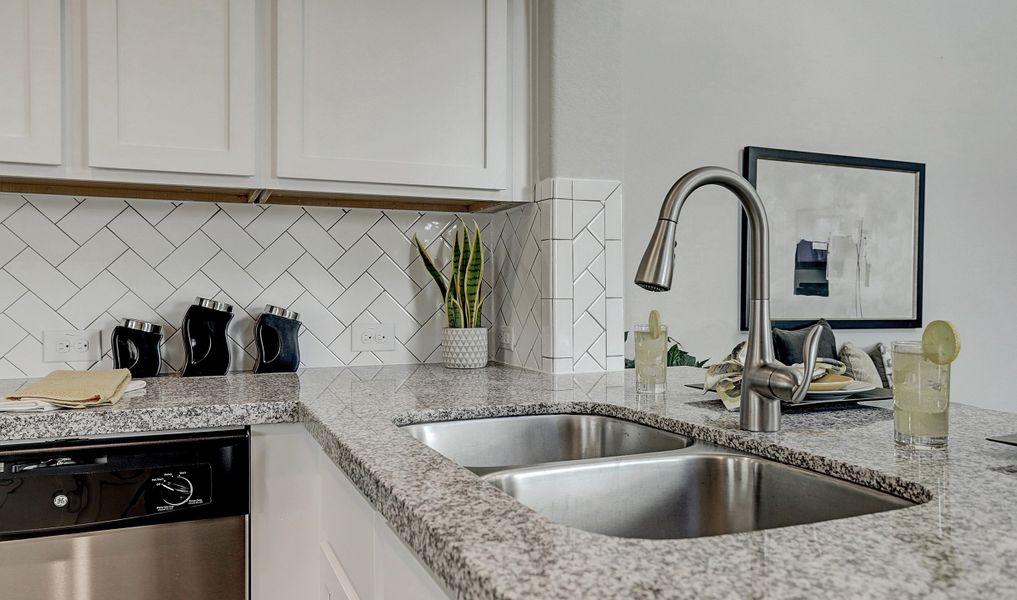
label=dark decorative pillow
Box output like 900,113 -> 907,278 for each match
868,343 -> 894,389
772,319 -> 838,366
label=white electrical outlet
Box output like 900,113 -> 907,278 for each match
350,323 -> 395,351
497,326 -> 514,350
43,330 -> 103,363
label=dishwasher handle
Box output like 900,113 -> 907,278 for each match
7,456 -> 108,474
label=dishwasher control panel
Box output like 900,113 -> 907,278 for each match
0,429 -> 248,541
147,464 -> 212,512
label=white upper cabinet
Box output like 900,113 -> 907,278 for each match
0,0 -> 62,165
84,0 -> 256,175
275,0 -> 509,190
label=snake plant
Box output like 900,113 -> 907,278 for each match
414,222 -> 485,328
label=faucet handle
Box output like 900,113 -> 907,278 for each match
785,324 -> 824,404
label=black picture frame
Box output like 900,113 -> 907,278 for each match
740,146 -> 925,331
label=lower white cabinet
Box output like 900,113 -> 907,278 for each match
252,424 -> 451,600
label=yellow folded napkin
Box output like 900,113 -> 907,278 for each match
5,369 -> 132,409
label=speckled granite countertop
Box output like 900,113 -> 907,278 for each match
3,364 -> 1017,599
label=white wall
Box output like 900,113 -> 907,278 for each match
535,0 -> 623,180
619,0 -> 1017,412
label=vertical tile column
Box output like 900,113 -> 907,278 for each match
537,178 -> 624,374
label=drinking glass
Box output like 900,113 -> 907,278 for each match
634,325 -> 668,394
892,341 -> 950,449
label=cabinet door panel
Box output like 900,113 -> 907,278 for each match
251,424 -> 320,600
321,543 -> 359,600
85,0 -> 255,175
0,0 -> 61,165
320,453 -> 375,600
374,516 -> 450,600
276,0 -> 507,189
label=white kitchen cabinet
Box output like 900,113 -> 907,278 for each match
252,424 -> 451,600
84,0 -> 256,176
373,516 -> 451,600
0,0 -> 62,166
275,0 -> 509,190
251,424 -> 320,600
320,543 -> 358,600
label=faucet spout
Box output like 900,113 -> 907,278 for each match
634,166 -> 820,432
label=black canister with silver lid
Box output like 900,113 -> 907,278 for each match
254,305 -> 302,374
181,297 -> 234,377
111,319 -> 163,378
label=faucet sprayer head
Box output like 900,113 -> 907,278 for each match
634,219 -> 677,292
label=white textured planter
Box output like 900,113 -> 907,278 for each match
442,327 -> 489,369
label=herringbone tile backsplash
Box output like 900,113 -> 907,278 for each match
0,193 -> 537,377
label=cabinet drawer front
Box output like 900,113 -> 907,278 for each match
0,0 -> 62,165
85,0 -> 255,175
276,0 -> 508,190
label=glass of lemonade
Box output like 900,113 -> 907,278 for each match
893,341 -> 950,449
634,324 -> 668,394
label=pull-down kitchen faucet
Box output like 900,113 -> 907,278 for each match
634,166 -> 821,432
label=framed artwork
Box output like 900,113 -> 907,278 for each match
741,146 -> 925,330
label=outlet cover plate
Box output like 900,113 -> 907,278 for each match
43,330 -> 103,363
351,323 -> 395,352
497,326 -> 514,350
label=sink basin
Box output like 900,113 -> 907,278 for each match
401,414 -> 693,474
484,451 -> 917,539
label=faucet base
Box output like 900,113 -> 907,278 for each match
739,388 -> 781,432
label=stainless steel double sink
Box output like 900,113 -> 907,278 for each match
401,414 -> 917,540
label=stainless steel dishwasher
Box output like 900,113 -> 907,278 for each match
0,428 -> 249,600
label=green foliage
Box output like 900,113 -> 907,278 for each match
415,222 -> 485,328
624,333 -> 708,369
666,337 -> 710,367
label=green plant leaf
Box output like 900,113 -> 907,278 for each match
463,222 -> 484,327
445,284 -> 464,328
450,227 -> 463,303
413,235 -> 447,300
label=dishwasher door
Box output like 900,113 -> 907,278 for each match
0,515 -> 247,600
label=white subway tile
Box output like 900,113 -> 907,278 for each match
109,208 -> 174,266
367,255 -> 420,307
23,194 -> 76,222
605,187 -> 623,241
606,240 -> 623,299
7,204 -> 77,264
572,179 -> 620,202
58,229 -> 128,287
57,198 -> 128,244
289,291 -> 343,345
156,231 -> 219,287
247,233 -> 304,288
200,211 -> 262,267
288,214 -> 343,267
329,274 -> 383,327
551,199 -> 572,240
0,270 -> 27,313
108,251 -> 175,308
201,252 -> 262,309
246,205 -> 304,247
329,236 -> 382,288
59,271 -> 128,329
6,249 -> 77,308
289,254 -> 344,306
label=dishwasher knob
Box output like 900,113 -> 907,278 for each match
157,476 -> 194,507
53,494 -> 69,508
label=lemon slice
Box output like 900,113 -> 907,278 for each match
922,320 -> 961,365
648,309 -> 662,339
